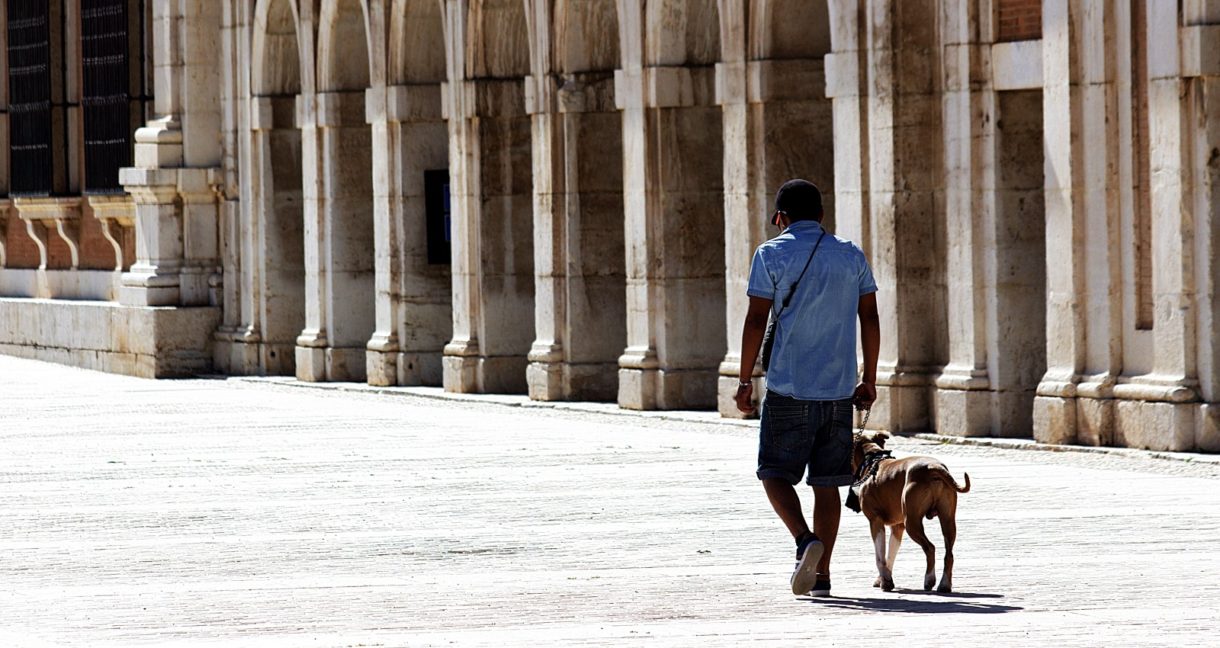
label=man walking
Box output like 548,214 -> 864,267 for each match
734,179 -> 880,597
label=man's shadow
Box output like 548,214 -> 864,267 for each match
799,590 -> 1020,614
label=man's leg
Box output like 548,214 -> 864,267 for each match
762,478 -> 812,540
811,486 -> 841,575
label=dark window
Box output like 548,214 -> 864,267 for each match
7,0 -> 53,195
424,169 -> 451,265
82,0 -> 144,193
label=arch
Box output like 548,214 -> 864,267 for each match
252,0 -> 304,96
748,0 -> 831,60
465,0 -> 530,78
554,0 -> 619,73
389,0 -> 446,84
317,0 -> 371,91
644,0 -> 720,66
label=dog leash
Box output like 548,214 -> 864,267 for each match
845,406 -> 874,514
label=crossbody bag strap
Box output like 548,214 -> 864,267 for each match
771,230 -> 827,318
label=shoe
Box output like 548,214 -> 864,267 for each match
809,576 -> 831,597
790,535 -> 824,596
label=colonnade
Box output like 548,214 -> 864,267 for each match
104,0 -> 1220,451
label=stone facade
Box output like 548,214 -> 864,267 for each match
1,0 -> 1218,452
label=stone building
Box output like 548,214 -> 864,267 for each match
0,0 -> 1217,453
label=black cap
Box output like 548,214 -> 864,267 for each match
774,179 -> 823,221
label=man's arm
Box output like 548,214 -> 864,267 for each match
734,296 -> 773,414
854,292 -> 880,409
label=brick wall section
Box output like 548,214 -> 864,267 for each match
997,0 -> 1042,42
1,205 -> 132,270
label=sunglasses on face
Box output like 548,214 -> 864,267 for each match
772,210 -> 787,227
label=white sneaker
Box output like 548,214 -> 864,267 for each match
790,538 -> 824,595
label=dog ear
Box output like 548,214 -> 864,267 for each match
873,431 -> 891,447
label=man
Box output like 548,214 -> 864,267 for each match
735,179 -> 880,597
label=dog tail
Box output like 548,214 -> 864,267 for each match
935,468 -> 971,493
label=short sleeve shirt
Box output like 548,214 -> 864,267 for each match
747,220 -> 878,401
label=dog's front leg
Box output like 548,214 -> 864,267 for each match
869,517 -> 894,591
886,524 -> 904,576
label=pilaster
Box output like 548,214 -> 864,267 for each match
366,86 -> 402,387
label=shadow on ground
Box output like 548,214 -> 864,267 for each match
802,591 -> 1021,614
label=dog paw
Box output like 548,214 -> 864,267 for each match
923,574 -> 936,591
881,578 -> 895,592
872,577 -> 881,588
937,581 -> 952,593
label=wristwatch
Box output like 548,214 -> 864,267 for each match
737,380 -> 752,388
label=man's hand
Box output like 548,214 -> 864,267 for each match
852,382 -> 877,410
735,382 -> 757,415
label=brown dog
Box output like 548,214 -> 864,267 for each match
850,431 -> 970,592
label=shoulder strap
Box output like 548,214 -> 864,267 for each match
773,230 -> 827,315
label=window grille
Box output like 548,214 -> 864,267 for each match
82,0 -> 142,193
7,0 -> 54,195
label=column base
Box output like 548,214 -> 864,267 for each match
397,351 -> 443,386
933,388 -> 993,437
873,382 -> 933,433
119,269 -> 182,307
366,332 -> 400,386
442,341 -> 527,394
1198,404 -> 1220,453
527,361 -> 618,402
1032,395 -> 1077,445
1114,399 -> 1196,452
618,367 -> 717,411
214,329 -> 296,376
326,347 -> 368,382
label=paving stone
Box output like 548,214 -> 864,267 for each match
0,355 -> 1218,647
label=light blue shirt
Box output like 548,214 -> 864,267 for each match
747,220 -> 877,401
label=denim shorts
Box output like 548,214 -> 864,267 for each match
756,391 -> 855,487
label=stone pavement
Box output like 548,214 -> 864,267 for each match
1,355 -> 1219,647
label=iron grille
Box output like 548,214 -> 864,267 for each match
81,0 -> 133,193
7,0 -> 53,195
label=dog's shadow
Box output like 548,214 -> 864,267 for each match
802,590 -> 1021,614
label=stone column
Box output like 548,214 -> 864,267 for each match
295,92 -> 331,381
860,0 -> 948,433
382,84 -> 451,386
614,62 -> 726,411
366,86 -> 403,386
1182,13 -> 1220,451
716,48 -> 757,418
310,90 -> 376,382
1035,0 -> 1125,447
827,0 -> 873,373
525,72 -> 625,402
1111,2 -> 1203,451
120,0 -> 223,309
441,77 -> 536,394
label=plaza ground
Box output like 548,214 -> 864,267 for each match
1,355 -> 1218,647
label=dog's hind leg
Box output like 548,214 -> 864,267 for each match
937,508 -> 957,593
870,517 -> 894,591
904,512 -> 937,591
